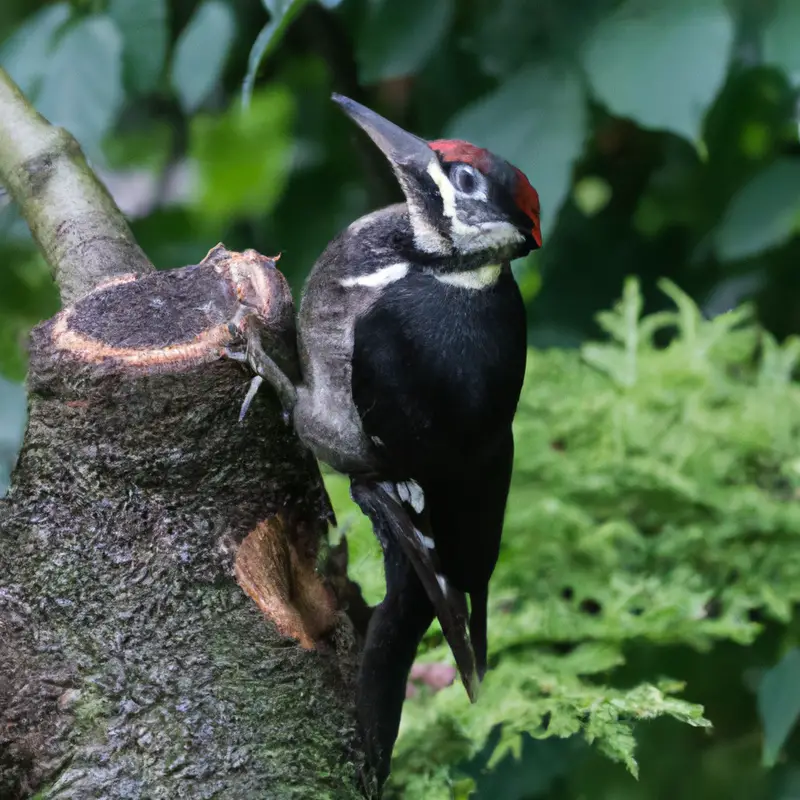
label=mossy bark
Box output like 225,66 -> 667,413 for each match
0,247 -> 368,799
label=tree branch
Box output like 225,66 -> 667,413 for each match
0,68 -> 153,305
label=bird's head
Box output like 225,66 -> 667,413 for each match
333,94 -> 541,266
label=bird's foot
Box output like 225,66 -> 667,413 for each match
223,309 -> 297,424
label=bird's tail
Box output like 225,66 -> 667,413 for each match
351,480 -> 479,702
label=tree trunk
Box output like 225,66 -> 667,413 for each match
0,68 -> 370,799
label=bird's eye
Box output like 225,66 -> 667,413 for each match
450,164 -> 485,197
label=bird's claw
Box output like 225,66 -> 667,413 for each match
222,314 -> 298,424
239,375 -> 264,422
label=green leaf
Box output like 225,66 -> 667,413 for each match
763,0 -> 800,79
188,85 -> 294,223
108,0 -> 169,94
703,66 -> 797,210
171,0 -> 236,113
0,2 -> 71,98
713,159 -> 800,261
463,0 -> 545,78
0,318 -> 27,383
446,63 -> 587,236
0,245 -> 60,383
758,648 -> 800,767
357,0 -> 454,85
581,0 -> 734,142
35,15 -> 124,158
242,0 -> 310,107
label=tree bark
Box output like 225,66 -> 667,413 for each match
0,68 -> 369,799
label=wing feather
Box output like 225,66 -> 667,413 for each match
351,480 -> 479,702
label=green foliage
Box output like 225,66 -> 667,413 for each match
37,16 -> 124,159
3,9 -> 124,159
357,0 -> 454,85
714,158 -> 800,260
171,0 -> 237,113
764,0 -> 800,77
759,648 -> 800,768
328,279 -> 800,795
108,0 -> 169,95
244,0 -> 344,105
188,85 -> 295,222
0,3 -> 71,99
582,0 -> 734,142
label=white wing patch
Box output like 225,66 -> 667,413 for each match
436,573 -> 449,596
341,262 -> 409,288
396,479 -> 425,513
414,528 -> 435,550
378,481 -> 401,503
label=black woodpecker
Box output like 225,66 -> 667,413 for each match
234,94 -> 541,789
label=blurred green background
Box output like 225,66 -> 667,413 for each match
1,0 -> 800,797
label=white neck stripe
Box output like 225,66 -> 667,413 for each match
433,264 -> 503,290
341,262 -> 409,288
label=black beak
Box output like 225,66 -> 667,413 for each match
332,94 -> 434,172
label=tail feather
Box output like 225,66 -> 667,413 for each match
351,480 -> 479,702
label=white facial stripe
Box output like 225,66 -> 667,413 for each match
341,262 -> 409,288
433,264 -> 502,290
427,160 -> 475,238
426,160 -> 525,253
409,206 -> 451,254
398,171 -> 451,255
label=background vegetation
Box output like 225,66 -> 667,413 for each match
1,0 -> 799,797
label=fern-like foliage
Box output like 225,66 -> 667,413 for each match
325,278 -> 800,797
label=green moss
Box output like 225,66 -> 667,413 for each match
72,688 -> 112,735
327,278 -> 800,796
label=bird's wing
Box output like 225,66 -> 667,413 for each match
350,480 -> 479,702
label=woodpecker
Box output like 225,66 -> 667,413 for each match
233,94 -> 540,788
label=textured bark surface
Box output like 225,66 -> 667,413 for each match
0,247 -> 367,799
